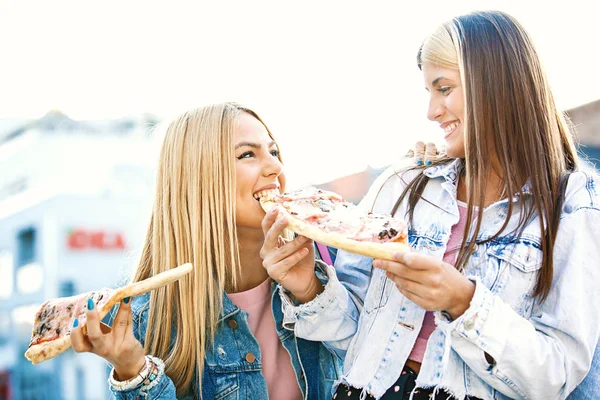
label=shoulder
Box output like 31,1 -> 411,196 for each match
130,292 -> 151,343
360,161 -> 423,213
131,291 -> 151,319
562,169 -> 600,215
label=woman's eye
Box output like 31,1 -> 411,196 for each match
438,87 -> 452,96
270,150 -> 280,157
237,151 -> 254,160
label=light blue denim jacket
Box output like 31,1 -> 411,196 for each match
280,160 -> 600,400
109,280 -> 342,399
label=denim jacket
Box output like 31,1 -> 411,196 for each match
280,160 -> 600,400
109,280 -> 342,399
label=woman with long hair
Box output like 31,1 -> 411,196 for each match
71,103 -> 341,399
262,11 -> 600,400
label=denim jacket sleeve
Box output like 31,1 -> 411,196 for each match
279,257 -> 368,361
442,206 -> 600,400
109,296 -> 178,400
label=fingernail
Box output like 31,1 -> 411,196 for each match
87,298 -> 94,311
123,297 -> 130,304
425,160 -> 432,166
373,260 -> 381,269
416,157 -> 423,165
392,252 -> 405,262
73,318 -> 79,328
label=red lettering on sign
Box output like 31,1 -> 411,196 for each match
67,229 -> 126,250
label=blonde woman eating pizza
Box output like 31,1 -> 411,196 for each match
70,103 -> 342,399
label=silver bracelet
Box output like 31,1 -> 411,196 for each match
109,355 -> 152,391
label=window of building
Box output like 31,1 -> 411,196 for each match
59,281 -> 76,298
17,228 -> 36,267
0,251 -> 13,299
16,227 -> 42,294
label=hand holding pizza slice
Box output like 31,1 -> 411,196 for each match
24,263 -> 193,365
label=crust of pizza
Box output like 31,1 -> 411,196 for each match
25,262 -> 193,365
261,200 -> 408,261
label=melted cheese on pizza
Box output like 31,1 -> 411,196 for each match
29,288 -> 113,347
270,187 -> 408,243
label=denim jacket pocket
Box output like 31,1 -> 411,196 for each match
486,239 -> 543,317
364,268 -> 393,314
204,362 -> 240,400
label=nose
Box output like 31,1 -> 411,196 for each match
263,153 -> 283,177
427,95 -> 444,122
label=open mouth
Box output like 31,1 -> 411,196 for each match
253,189 -> 280,202
443,121 -> 460,138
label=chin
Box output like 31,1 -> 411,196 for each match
444,144 -> 466,159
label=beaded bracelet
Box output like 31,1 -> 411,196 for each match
109,355 -> 163,392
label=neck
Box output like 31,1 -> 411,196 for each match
233,227 -> 269,293
457,162 -> 505,207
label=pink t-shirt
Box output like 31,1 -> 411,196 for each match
408,201 -> 471,363
228,278 -> 302,400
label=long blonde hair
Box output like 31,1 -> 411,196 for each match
394,11 -> 578,302
133,103 -> 284,396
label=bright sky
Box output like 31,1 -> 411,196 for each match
1,1 -> 599,188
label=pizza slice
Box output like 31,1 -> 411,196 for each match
24,262 -> 193,365
258,187 -> 409,261
26,289 -> 114,365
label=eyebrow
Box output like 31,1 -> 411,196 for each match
235,140 -> 277,150
431,77 -> 447,86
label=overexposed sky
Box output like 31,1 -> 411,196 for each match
1,0 -> 599,188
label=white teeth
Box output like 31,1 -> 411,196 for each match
444,122 -> 459,133
253,190 -> 276,200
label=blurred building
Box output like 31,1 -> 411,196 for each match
0,111 -> 159,400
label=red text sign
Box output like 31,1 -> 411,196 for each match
67,229 -> 126,250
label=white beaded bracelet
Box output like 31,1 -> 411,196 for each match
109,355 -> 156,391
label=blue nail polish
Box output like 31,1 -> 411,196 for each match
87,298 -> 94,311
73,318 -> 79,328
425,160 -> 432,166
416,157 -> 423,165
123,297 -> 130,304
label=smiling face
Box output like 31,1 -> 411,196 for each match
422,62 -> 466,158
234,112 -> 284,230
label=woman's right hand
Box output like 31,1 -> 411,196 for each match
260,207 -> 323,303
71,297 -> 146,381
408,141 -> 444,166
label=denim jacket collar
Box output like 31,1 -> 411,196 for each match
219,292 -> 241,322
218,279 -> 279,323
422,159 -> 535,212
422,158 -> 462,184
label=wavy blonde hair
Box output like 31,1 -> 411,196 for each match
393,11 -> 579,302
133,103 -> 284,397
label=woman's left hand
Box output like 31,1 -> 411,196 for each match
373,252 -> 475,320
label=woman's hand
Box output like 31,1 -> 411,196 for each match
374,252 -> 475,320
260,207 -> 323,303
71,297 -> 146,381
407,141 -> 445,166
